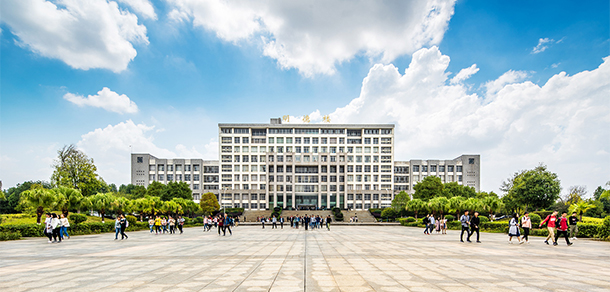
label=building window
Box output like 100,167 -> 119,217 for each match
137,157 -> 143,163
149,174 -> 155,181
469,158 -> 475,164
149,165 -> 156,171
193,165 -> 200,171
185,174 -> 191,181
456,166 -> 463,172
221,128 -> 232,134
194,174 -> 200,181
158,164 -> 164,171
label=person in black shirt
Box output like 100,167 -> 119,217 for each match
422,215 -> 430,234
467,211 -> 481,243
568,212 -> 579,240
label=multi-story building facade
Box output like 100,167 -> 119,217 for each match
131,118 -> 480,210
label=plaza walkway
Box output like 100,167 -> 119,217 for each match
0,225 -> 609,292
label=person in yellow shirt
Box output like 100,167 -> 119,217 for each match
154,216 -> 162,234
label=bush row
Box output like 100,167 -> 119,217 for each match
0,218 -> 208,240
0,231 -> 22,241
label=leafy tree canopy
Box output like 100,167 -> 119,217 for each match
0,181 -> 51,214
500,164 -> 561,211
413,176 -> 444,201
442,182 -> 476,198
161,181 -> 192,201
147,181 -> 165,198
199,192 -> 219,215
51,144 -> 104,196
391,191 -> 410,211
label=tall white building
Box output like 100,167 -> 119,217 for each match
131,118 -> 480,210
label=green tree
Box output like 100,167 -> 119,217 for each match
391,191 -> 410,214
566,185 -> 587,205
448,196 -> 466,219
90,192 -> 115,223
19,185 -> 58,224
428,196 -> 449,216
0,181 -> 52,214
147,181 -> 165,198
51,144 -> 103,197
569,201 -> 595,221
53,186 -> 83,217
482,196 -> 503,216
119,184 -> 147,199
199,192 -> 219,215
413,176 -> 444,201
442,182 -> 476,198
406,199 -> 427,219
161,181 -> 192,201
381,207 -> 398,220
462,197 -> 482,213
500,164 -> 561,211
111,196 -> 131,215
476,191 -> 498,199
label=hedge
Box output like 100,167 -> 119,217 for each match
0,218 -> 207,240
69,214 -> 87,225
0,231 -> 22,241
444,215 -> 454,222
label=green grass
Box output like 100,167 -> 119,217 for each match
582,216 -> 603,224
0,212 -> 104,225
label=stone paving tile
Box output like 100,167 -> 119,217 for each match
1,225 -> 609,291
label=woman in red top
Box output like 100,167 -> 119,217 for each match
540,211 -> 558,245
554,212 -> 573,246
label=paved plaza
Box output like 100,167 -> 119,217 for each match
1,225 -> 609,292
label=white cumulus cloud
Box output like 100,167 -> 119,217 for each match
117,0 -> 157,20
450,64 -> 479,84
1,0 -> 149,73
167,0 -> 456,76
77,120 -> 218,185
63,87 -> 139,114
329,46 -> 610,194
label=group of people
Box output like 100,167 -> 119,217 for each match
456,210 -> 578,246
203,214 -> 235,236
115,215 -> 129,240
147,215 -> 185,235
287,215 -> 332,230
44,212 -> 70,243
422,214 -> 448,235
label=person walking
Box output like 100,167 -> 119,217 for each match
272,216 -> 278,229
148,217 -> 155,233
59,213 -> 70,240
168,216 -> 176,234
554,212 -> 573,246
326,215 -> 332,231
428,215 -> 436,235
161,217 -> 168,234
177,216 -> 185,234
423,215 -> 430,235
435,217 -> 441,234
467,211 -> 481,243
218,215 -> 225,236
568,212 -> 579,240
540,211 -> 559,245
120,215 -> 129,240
508,213 -> 522,244
114,216 -> 122,240
261,217 -> 265,229
224,214 -> 232,236
441,216 -> 447,235
460,211 -> 470,242
154,216 -> 162,234
44,213 -> 53,243
280,216 -> 284,229
520,212 -> 532,243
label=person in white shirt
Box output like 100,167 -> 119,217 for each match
50,213 -> 62,243
44,213 -> 53,243
59,214 -> 70,240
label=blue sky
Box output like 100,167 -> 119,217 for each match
1,0 -> 609,196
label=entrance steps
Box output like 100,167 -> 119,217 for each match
241,210 -> 271,222
341,210 -> 377,223
281,210 -> 333,218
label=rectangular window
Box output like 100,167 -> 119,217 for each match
158,164 -> 164,171
221,128 -> 232,134
149,174 -> 155,181
193,174 -> 200,181
457,166 -> 463,172
242,137 -> 249,143
185,174 -> 191,181
413,165 -> 420,172
222,137 -> 232,144
149,165 -> 156,171
158,174 -> 164,181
